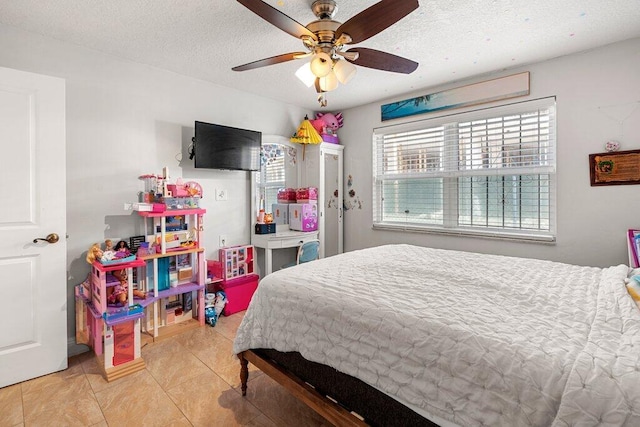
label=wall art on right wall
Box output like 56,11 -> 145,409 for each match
381,72 -> 530,121
589,149 -> 640,186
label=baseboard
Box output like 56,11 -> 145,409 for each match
67,337 -> 90,357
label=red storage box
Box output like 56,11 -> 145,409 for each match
277,188 -> 297,204
207,260 -> 223,282
296,187 -> 318,203
215,274 -> 259,315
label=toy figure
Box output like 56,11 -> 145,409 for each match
86,243 -> 103,264
115,240 -> 131,256
113,241 -> 145,301
205,291 -> 227,327
85,242 -> 146,306
109,269 -> 147,304
309,112 -> 344,143
100,239 -> 118,262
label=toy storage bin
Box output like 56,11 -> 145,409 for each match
271,203 -> 290,224
207,259 -> 223,282
295,187 -> 318,203
163,197 -> 200,210
255,223 -> 276,234
214,274 -> 259,315
277,188 -> 296,204
288,203 -> 318,231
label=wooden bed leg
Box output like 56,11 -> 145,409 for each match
240,352 -> 249,396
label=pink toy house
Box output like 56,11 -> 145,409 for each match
75,258 -> 147,381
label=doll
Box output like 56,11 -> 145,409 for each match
86,243 -> 103,264
109,269 -> 147,304
115,240 -> 131,256
101,239 -> 117,262
86,242 -> 145,305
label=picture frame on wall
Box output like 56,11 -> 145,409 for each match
589,149 -> 640,186
380,72 -> 530,121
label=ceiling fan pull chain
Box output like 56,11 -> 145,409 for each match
318,93 -> 328,108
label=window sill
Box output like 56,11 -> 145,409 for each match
372,223 -> 556,244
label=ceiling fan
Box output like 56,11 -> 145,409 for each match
233,0 -> 420,106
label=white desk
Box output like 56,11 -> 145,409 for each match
251,229 -> 319,276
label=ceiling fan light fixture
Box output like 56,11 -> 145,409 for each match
295,62 -> 316,87
333,58 -> 357,84
310,52 -> 333,77
318,70 -> 339,92
233,0 -> 420,106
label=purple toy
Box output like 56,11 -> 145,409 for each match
309,112 -> 344,143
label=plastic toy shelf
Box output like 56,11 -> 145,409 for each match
135,207 -> 207,341
93,259 -> 145,271
133,282 -> 204,308
103,305 -> 145,326
138,247 -> 204,261
158,282 -> 204,299
77,292 -> 144,326
137,208 -> 206,218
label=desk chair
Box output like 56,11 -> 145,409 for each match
282,239 -> 320,269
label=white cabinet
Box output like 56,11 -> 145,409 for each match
251,137 -> 344,269
300,143 -> 344,258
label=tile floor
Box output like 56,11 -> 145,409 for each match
0,311 -> 331,427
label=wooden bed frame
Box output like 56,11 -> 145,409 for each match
238,349 -> 436,427
239,350 -> 367,426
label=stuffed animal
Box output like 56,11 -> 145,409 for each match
309,112 -> 343,143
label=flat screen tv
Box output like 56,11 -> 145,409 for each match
192,121 -> 261,171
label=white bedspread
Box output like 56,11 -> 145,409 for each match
233,244 -> 640,426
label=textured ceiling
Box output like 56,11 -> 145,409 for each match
1,0 -> 639,111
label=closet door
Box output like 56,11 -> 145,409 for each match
321,146 -> 343,258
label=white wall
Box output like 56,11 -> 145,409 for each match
2,21 -> 638,353
0,24 -> 311,353
340,37 -> 640,268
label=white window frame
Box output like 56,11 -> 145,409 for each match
251,135 -> 299,222
373,97 -> 557,242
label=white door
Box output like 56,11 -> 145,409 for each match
0,66 -> 67,387
320,145 -> 343,258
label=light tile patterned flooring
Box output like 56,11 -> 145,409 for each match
0,311 -> 331,427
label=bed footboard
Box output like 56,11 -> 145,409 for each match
238,350 -> 367,426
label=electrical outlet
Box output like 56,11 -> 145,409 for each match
215,189 -> 228,201
219,235 -> 227,247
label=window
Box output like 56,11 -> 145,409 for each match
255,139 -> 298,211
373,98 -> 556,241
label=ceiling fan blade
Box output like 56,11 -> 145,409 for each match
232,52 -> 307,71
335,0 -> 419,44
347,48 -> 418,74
236,0 -> 317,40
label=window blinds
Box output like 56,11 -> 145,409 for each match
373,98 -> 556,239
258,143 -> 286,208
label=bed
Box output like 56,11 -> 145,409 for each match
233,244 -> 640,426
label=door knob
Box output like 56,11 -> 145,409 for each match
33,233 -> 60,244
